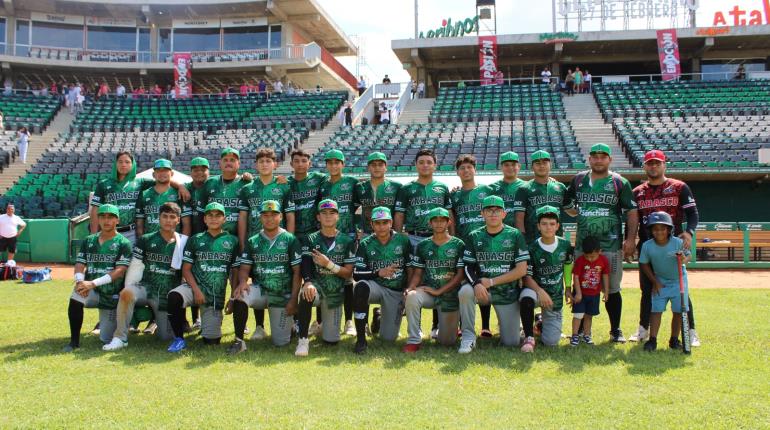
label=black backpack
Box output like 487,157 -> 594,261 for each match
0,264 -> 21,281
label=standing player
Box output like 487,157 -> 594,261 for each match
197,148 -> 252,237
490,151 -> 525,229
186,157 -> 211,330
237,148 -> 295,242
403,207 -> 466,352
135,159 -> 191,236
317,149 -> 360,335
515,150 -> 567,243
296,199 -> 356,356
166,203 -> 240,352
63,204 -> 133,352
450,154 -> 494,339
103,202 -> 184,351
564,143 -> 638,343
357,152 -> 401,236
351,207 -> 412,354
230,200 -> 302,353
457,196 -> 529,353
631,150 -> 700,346
521,206 -> 574,352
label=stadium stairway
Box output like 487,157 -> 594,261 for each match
398,98 -> 435,125
562,93 -> 632,169
0,109 -> 74,193
275,121 -> 342,174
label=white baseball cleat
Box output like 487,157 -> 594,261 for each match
689,329 -> 701,347
295,338 -> 310,357
628,325 -> 649,342
250,325 -> 267,341
343,320 -> 356,336
102,337 -> 127,351
458,339 -> 475,354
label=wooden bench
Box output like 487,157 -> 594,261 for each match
696,230 -> 770,261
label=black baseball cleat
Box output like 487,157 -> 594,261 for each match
644,338 -> 657,352
669,337 -> 682,350
62,343 -> 79,353
371,308 -> 381,335
354,340 -> 368,354
610,329 -> 626,343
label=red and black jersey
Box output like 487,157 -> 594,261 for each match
633,178 -> 697,242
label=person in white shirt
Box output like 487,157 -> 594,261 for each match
379,103 -> 390,124
273,80 -> 283,93
417,81 -> 425,98
541,67 -> 552,84
116,83 -> 126,98
17,127 -> 30,163
583,70 -> 592,93
0,204 -> 27,265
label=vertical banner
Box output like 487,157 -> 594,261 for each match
173,53 -> 193,98
656,29 -> 681,81
479,35 -> 498,86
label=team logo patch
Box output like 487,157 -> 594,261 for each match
432,186 -> 444,193
540,258 -> 546,263
478,192 -> 487,199
559,252 -> 566,261
110,243 -> 119,251
503,239 -> 512,247
341,183 -> 351,191
371,251 -> 376,256
277,241 -> 288,250
604,182 -> 615,192
385,185 -> 394,193
308,179 -> 317,186
663,186 -> 675,194
445,249 -> 457,258
428,251 -> 434,256
394,246 -> 403,254
271,188 -> 282,196
222,241 -> 233,250
150,243 -> 157,248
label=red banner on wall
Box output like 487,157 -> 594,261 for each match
479,35 -> 498,86
656,29 -> 681,81
173,53 -> 193,98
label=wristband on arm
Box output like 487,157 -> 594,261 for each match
74,273 -> 85,283
92,274 -> 113,287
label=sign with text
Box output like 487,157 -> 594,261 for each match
479,35 -> 498,86
220,17 -> 268,28
173,53 -> 193,99
172,18 -> 220,28
30,12 -> 84,26
86,17 -> 137,27
656,29 -> 681,81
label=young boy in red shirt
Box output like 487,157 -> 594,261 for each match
569,236 -> 609,346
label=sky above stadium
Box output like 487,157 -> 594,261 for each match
319,0 -> 765,83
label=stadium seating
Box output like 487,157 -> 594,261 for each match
315,120 -> 585,172
0,131 -> 19,172
596,80 -> 770,167
430,84 -> 566,122
0,93 -> 61,133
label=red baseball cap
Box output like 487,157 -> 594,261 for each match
644,150 -> 666,163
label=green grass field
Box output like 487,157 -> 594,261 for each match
1,280 -> 768,429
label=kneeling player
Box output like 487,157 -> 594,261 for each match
351,207 -> 411,354
520,206 -> 574,352
166,203 -> 239,352
457,196 -> 529,354
295,199 -> 356,356
103,202 -> 186,351
403,208 -> 466,352
229,200 -> 302,354
64,204 -> 133,352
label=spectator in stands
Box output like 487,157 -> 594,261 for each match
344,102 -> 353,127
133,86 -> 146,99
541,66 -> 552,84
116,83 -> 126,98
240,82 -> 249,97
382,74 -> 391,98
417,81 -> 425,98
316,84 -> 324,94
495,70 -> 504,85
151,84 -> 162,98
2,79 -> 12,96
50,82 -> 58,95
411,80 -> 417,99
258,78 -> 268,94
41,86 -> 49,97
273,79 -> 284,94
583,70 -> 592,93
357,76 -> 367,96
457,81 -> 466,89
69,83 -> 81,113
565,70 -> 575,96
168,85 -> 176,100
17,127 -> 30,164
0,110 -> 4,130
735,64 -> 746,80
296,87 -> 305,96
32,86 -> 40,96
379,103 -> 390,125
287,83 -> 296,96
574,67 -> 583,93
97,81 -> 110,100
0,204 -> 26,266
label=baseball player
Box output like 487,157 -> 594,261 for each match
135,159 -> 191,237
197,148 -> 252,237
166,202 -> 240,352
237,148 -> 295,242
564,143 -> 638,343
490,151 -> 525,229
64,204 -> 133,352
103,202 -> 185,351
185,157 -> 211,330
403,207 -> 466,352
296,199 -> 356,356
514,150 -> 568,244
351,207 -> 412,354
457,196 -> 529,353
229,200 -> 302,354
357,152 -> 402,236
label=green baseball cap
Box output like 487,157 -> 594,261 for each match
428,207 -> 450,220
317,199 -> 339,212
536,205 -> 560,220
499,151 -> 520,163
325,149 -> 345,162
590,143 -> 611,156
154,158 -> 172,170
371,206 -> 392,221
530,150 -> 551,162
482,195 -> 505,209
190,157 -> 210,168
367,152 -> 387,164
204,202 -> 226,215
97,204 -> 120,217
260,200 -> 281,213
220,147 -> 240,159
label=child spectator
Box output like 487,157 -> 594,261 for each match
569,236 -> 609,346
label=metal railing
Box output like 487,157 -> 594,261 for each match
590,71 -> 768,83
390,83 -> 412,124
439,77 -> 562,88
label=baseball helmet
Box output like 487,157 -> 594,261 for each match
647,211 -> 673,228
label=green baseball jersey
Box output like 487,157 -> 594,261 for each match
317,175 -> 360,235
451,184 -> 493,241
301,230 -> 356,308
526,237 -> 574,311
135,186 -> 191,234
238,177 -> 295,237
289,172 -> 327,236
133,231 -> 182,311
463,225 -> 529,305
514,179 -> 567,243
198,175 -> 251,235
240,229 -> 302,307
187,181 -> 208,234
92,177 -> 153,227
77,233 -> 133,309
355,232 -> 412,291
182,231 -> 239,310
357,179 -> 402,234
490,178 -> 525,227
410,236 -> 465,311
395,180 -> 452,234
564,172 -> 637,251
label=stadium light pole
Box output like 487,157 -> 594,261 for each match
551,0 -> 557,32
414,0 -> 419,38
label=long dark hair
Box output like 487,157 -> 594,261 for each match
116,151 -> 134,163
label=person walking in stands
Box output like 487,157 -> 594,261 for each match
357,76 -> 367,96
541,66 -> 552,84
583,70 -> 592,93
411,80 -> 417,99
565,70 -> 575,96
382,74 -> 391,98
418,81 -> 425,98
17,127 -> 30,164
574,67 -> 583,94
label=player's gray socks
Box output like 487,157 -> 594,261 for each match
67,299 -> 84,347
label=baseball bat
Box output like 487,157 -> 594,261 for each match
677,252 -> 691,355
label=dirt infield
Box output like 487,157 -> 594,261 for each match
16,263 -> 770,289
